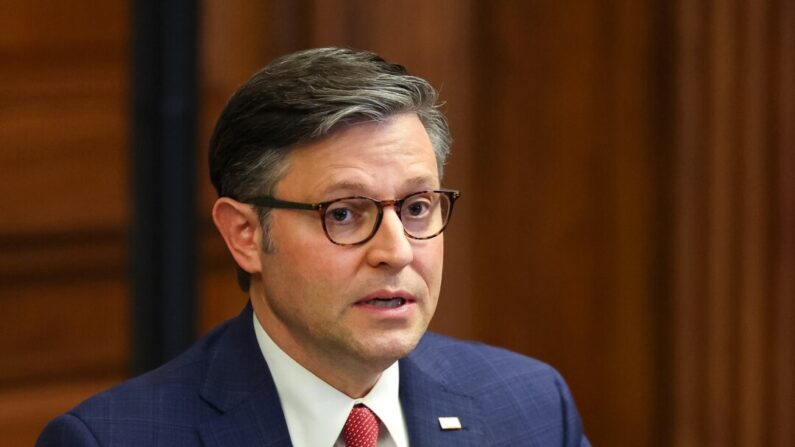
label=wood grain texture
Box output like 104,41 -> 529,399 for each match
772,2 -> 795,445
468,2 -> 663,445
0,1 -> 127,235
0,1 -> 129,443
670,0 -> 795,446
0,279 -> 127,384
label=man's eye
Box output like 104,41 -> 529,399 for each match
329,207 -> 354,223
406,201 -> 430,217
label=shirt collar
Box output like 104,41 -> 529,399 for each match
253,313 -> 408,447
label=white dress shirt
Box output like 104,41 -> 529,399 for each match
253,314 -> 410,447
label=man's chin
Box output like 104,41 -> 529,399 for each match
357,330 -> 424,364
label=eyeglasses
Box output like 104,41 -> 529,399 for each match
245,189 -> 460,246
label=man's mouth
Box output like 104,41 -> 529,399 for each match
360,297 -> 407,308
356,290 -> 416,310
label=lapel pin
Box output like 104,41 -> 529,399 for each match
438,416 -> 462,430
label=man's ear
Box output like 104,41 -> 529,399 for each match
212,198 -> 264,275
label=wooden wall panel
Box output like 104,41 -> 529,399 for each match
772,3 -> 795,445
469,2 -> 661,445
671,0 -> 795,446
0,0 -> 128,444
0,3 -> 128,234
0,279 -> 126,384
471,0 -> 602,430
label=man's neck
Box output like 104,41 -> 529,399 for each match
250,296 -> 387,398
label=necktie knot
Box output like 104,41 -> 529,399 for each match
342,404 -> 380,447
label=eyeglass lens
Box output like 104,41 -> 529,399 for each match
323,191 -> 452,245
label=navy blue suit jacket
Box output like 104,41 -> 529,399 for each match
38,304 -> 590,446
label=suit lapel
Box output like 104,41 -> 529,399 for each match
199,392 -> 292,447
198,304 -> 292,447
399,350 -> 486,447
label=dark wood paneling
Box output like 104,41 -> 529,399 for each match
0,279 -> 127,385
0,229 -> 125,284
0,2 -> 127,235
472,0 -> 604,432
670,1 -> 795,446
772,3 -> 795,445
469,3 -> 660,445
0,1 -> 129,444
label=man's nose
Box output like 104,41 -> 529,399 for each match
363,208 -> 413,268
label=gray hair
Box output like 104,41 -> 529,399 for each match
208,47 -> 452,290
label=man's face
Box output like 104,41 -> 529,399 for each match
251,113 -> 444,376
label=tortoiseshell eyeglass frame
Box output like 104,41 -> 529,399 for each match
245,189 -> 460,246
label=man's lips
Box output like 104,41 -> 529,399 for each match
355,290 -> 417,309
360,298 -> 405,309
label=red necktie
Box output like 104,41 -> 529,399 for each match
342,404 -> 380,447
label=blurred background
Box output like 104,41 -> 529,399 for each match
1,0 -> 793,445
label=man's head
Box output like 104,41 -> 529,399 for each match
210,48 -> 455,396
209,48 -> 452,290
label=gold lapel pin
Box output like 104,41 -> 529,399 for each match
438,416 -> 462,430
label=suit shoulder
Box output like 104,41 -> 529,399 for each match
409,332 -> 576,413
408,332 -> 588,445
77,319 -> 231,406
412,332 -> 561,386
37,413 -> 100,447
51,318 -> 235,444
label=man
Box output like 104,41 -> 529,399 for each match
38,48 -> 590,446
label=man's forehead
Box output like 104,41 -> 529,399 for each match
273,114 -> 440,196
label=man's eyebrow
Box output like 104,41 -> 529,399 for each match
317,176 -> 439,199
403,175 -> 439,189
